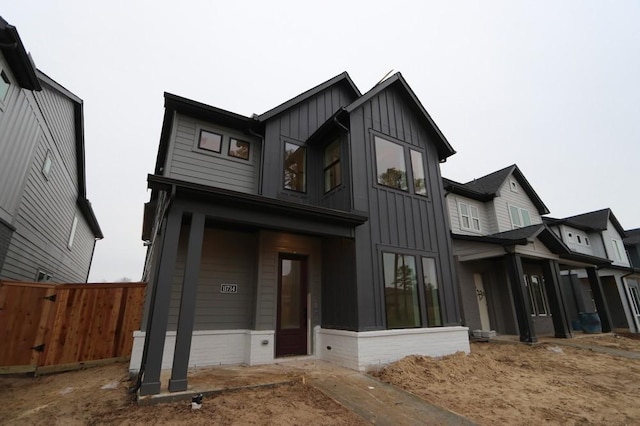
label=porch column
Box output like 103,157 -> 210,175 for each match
139,206 -> 183,396
586,267 -> 613,332
506,253 -> 537,343
542,260 -> 572,338
169,212 -> 205,392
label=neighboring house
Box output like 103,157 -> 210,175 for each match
443,165 -> 613,343
625,228 -> 640,268
135,72 -> 470,395
545,210 -> 640,333
0,17 -> 102,283
623,229 -> 640,331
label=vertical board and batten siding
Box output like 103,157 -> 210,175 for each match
1,125 -> 94,282
165,113 -> 260,194
0,76 -> 40,225
255,231 -> 321,332
349,85 -> 460,329
316,132 -> 352,212
493,177 -> 543,233
261,83 -> 358,202
321,237 -> 358,329
167,227 -> 257,330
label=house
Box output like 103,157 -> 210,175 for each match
0,17 -> 102,283
625,228 -> 640,268
623,229 -> 640,329
135,72 -> 470,396
545,210 -> 640,333
443,165 -> 614,343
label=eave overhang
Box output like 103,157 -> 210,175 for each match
0,17 -> 41,91
147,174 -> 368,228
442,178 -> 495,202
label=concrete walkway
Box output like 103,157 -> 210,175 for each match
303,362 -> 476,425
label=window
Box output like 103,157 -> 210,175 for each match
323,139 -> 341,192
509,205 -> 531,229
410,150 -> 427,196
577,235 -> 582,244
383,253 -> 420,328
585,237 -> 590,246
42,151 -> 53,179
612,239 -> 625,262
36,270 -> 53,282
228,138 -> 250,160
459,202 -> 481,232
67,215 -> 78,249
566,232 -> 574,242
198,130 -> 222,153
509,179 -> 518,193
375,136 -> 408,191
422,257 -> 442,327
0,70 -> 10,101
526,275 -> 549,316
283,142 -> 306,192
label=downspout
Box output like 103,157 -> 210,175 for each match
85,238 -> 98,282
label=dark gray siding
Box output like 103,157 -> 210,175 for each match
348,85 -> 461,329
321,237 -> 358,329
165,114 -> 261,194
314,132 -> 352,212
261,84 -> 358,202
167,227 -> 258,331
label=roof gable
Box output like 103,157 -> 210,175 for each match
345,73 -> 456,161
625,228 -> 640,246
557,208 -> 626,237
258,72 -> 360,122
0,16 -> 41,91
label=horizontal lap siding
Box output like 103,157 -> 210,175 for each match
167,228 -> 257,331
446,194 -> 493,235
166,114 -> 260,194
350,85 -> 460,328
495,177 -> 543,233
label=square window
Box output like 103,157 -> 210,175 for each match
323,139 -> 341,192
375,136 -> 408,191
198,130 -> 222,153
283,142 -> 306,192
410,150 -> 427,196
0,70 -> 10,101
228,138 -> 250,160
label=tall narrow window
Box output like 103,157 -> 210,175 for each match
375,136 -> 408,191
0,70 -> 10,101
323,139 -> 341,192
526,275 -> 549,316
283,142 -> 306,192
459,202 -> 481,232
67,215 -> 78,249
42,151 -> 53,180
422,257 -> 442,327
410,149 -> 427,196
612,239 -> 625,262
383,253 -> 420,328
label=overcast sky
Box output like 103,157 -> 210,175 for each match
3,1 -> 639,281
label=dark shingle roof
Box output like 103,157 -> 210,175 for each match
558,208 -> 626,237
624,228 -> 640,246
490,224 -> 545,240
463,165 -> 515,194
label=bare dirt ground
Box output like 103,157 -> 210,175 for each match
1,334 -> 639,425
372,334 -> 640,425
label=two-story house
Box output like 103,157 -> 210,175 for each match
443,165 -> 612,343
0,17 -> 102,283
135,72 -> 470,396
545,210 -> 640,333
623,229 -> 640,330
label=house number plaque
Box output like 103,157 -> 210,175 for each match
220,284 -> 238,294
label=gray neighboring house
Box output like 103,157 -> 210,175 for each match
443,165 -> 614,343
623,228 -> 640,329
545,210 -> 640,333
135,72 -> 470,396
0,17 -> 102,283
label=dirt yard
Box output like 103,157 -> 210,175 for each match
1,334 -> 639,425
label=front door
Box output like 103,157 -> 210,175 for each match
276,254 -> 308,357
474,273 -> 491,330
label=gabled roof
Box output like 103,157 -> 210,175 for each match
550,208 -> 626,238
34,70 -> 102,239
258,72 -> 361,122
0,16 -> 41,91
624,228 -> 640,246
444,164 -> 549,215
345,73 -> 456,161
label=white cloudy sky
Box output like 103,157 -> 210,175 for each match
3,1 -> 639,281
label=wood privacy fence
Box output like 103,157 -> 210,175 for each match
0,280 -> 146,374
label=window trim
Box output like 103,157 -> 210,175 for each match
374,135 -> 409,192
612,238 -> 625,262
67,215 -> 78,250
509,179 -> 518,193
42,150 -> 53,180
36,270 -> 53,282
227,137 -> 251,160
410,149 -> 427,196
509,204 -> 532,229
458,201 -> 481,232
323,138 -> 342,193
382,252 -> 421,329
283,139 -> 307,193
525,274 -> 550,316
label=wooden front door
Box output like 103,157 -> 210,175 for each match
276,254 -> 308,357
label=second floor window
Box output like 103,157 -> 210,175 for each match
284,142 -> 306,192
510,205 -> 531,229
612,239 -> 625,262
198,130 -> 222,153
324,139 -> 341,192
375,136 -> 408,191
459,202 -> 481,232
410,150 -> 427,196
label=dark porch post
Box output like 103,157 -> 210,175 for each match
586,267 -> 613,333
542,260 -> 572,338
169,212 -> 205,392
506,253 -> 537,343
139,206 -> 183,396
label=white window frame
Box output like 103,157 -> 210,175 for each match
509,179 -> 518,193
67,215 -> 78,250
612,238 -> 625,262
509,204 -> 532,229
458,202 -> 481,232
525,274 -> 549,316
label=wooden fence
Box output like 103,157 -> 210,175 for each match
0,280 -> 146,374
